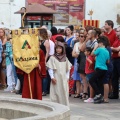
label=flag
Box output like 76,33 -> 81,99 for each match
12,29 -> 39,74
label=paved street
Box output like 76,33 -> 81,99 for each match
0,90 -> 120,120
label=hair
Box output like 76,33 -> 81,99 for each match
85,47 -> 93,53
59,29 -> 64,35
6,34 -> 12,41
91,29 -> 97,37
98,36 -> 109,47
85,25 -> 93,32
47,30 -> 52,38
105,20 -> 114,28
50,26 -> 57,35
56,36 -> 64,43
38,28 -> 48,40
0,28 -> 5,36
94,28 -> 101,37
55,45 -> 63,54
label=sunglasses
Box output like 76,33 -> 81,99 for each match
80,36 -> 84,38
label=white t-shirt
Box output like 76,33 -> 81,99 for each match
73,42 -> 80,54
49,39 -> 55,55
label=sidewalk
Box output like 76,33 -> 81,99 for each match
0,90 -> 120,120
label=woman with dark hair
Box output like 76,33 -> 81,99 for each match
65,25 -> 74,47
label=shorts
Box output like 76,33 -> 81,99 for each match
103,71 -> 112,84
86,72 -> 94,81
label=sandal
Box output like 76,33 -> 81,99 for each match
74,94 -> 80,98
82,93 -> 88,100
104,99 -> 109,103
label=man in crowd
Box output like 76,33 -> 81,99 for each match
104,20 -> 116,46
109,26 -> 120,99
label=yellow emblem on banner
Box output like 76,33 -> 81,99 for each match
12,29 -> 39,74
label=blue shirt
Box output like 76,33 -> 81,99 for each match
94,47 -> 110,70
0,40 -> 3,63
5,41 -> 13,66
65,36 -> 74,47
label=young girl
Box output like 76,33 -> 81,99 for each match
84,47 -> 95,103
46,41 -> 72,106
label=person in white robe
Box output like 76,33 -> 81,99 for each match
46,41 -> 72,106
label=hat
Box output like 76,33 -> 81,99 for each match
68,25 -> 74,31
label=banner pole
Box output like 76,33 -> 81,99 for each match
28,74 -> 33,99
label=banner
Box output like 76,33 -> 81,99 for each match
12,29 -> 39,74
27,0 -> 85,25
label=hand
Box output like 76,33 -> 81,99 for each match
118,51 -> 120,57
75,52 -> 79,58
38,65 -> 41,71
111,47 -> 113,50
51,78 -> 57,85
36,64 -> 39,68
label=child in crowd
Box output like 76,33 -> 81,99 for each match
46,41 -> 72,106
4,35 -> 15,92
84,47 -> 95,103
89,36 -> 110,104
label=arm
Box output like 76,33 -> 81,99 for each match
48,68 -> 54,79
48,68 -> 56,85
72,44 -> 79,58
66,70 -> 70,80
86,57 -> 93,65
44,40 -> 50,62
111,46 -> 120,52
91,44 -> 98,55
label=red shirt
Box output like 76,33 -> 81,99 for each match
104,30 -> 116,46
50,34 -> 62,43
112,38 -> 120,58
85,55 -> 95,74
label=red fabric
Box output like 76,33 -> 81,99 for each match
16,68 -> 24,75
50,34 -> 62,43
85,55 -> 95,74
22,50 -> 46,100
104,30 -> 116,46
69,66 -> 75,94
112,38 -> 120,58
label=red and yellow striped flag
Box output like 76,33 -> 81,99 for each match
82,20 -> 100,28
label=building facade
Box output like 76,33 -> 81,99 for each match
0,0 -> 120,29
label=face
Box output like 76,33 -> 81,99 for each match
104,22 -> 110,30
0,29 -> 5,37
87,30 -> 92,39
56,46 -> 63,54
84,29 -> 87,36
116,27 -> 120,38
84,50 -> 90,56
79,34 -> 85,42
66,28 -> 72,36
98,42 -> 103,47
75,33 -> 80,40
